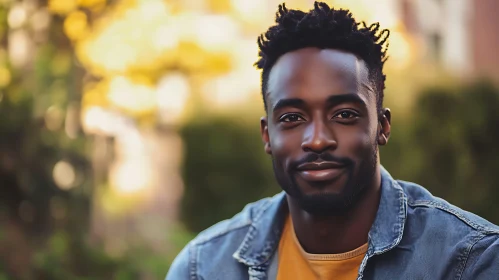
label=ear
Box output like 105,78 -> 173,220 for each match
377,108 -> 391,146
260,117 -> 272,154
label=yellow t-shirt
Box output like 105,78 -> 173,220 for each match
276,215 -> 367,280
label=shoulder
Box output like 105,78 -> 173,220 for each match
461,233 -> 499,279
393,180 -> 499,279
166,192 -> 284,279
397,179 -> 499,234
192,192 -> 281,246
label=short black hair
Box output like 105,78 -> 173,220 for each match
255,1 -> 390,114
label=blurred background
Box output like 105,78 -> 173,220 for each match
0,0 -> 498,279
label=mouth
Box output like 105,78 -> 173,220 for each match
296,161 -> 347,182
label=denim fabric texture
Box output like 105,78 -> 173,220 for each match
166,167 -> 499,280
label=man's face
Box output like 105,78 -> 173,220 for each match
260,48 -> 389,215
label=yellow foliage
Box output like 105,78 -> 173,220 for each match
48,0 -> 78,15
64,11 -> 89,41
207,0 -> 231,13
204,52 -> 232,75
77,0 -> 106,8
82,81 -> 110,108
175,41 -> 208,71
66,0 -> 415,123
76,0 -> 172,74
106,76 -> 158,115
0,67 -> 11,88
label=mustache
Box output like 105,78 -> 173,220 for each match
290,153 -> 354,170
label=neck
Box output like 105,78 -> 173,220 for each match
287,170 -> 381,254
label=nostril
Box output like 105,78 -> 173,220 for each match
301,138 -> 337,153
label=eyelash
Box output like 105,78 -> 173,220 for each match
279,113 -> 305,123
334,110 -> 359,120
278,110 -> 359,123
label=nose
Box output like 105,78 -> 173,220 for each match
301,120 -> 337,153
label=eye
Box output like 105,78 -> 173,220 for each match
333,111 -> 359,120
279,113 -> 305,123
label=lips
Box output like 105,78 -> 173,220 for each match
296,161 -> 347,182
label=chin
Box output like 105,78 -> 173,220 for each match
289,184 -> 348,208
296,176 -> 348,196
291,181 -> 364,215
299,187 -> 344,199
297,193 -> 354,215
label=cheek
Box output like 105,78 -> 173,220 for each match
269,128 -> 302,166
337,126 -> 376,157
269,133 -> 286,153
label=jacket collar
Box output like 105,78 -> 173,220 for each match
233,166 -> 407,267
368,167 -> 407,255
232,191 -> 287,267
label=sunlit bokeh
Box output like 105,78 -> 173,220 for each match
53,160 -> 77,190
8,3 -> 27,29
157,72 -> 190,123
2,0 -> 498,278
50,0 -> 419,263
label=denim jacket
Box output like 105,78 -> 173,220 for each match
166,168 -> 499,279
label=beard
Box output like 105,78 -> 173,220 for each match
272,144 -> 379,216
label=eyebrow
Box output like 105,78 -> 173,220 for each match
324,93 -> 367,108
271,93 -> 367,112
272,98 -> 306,112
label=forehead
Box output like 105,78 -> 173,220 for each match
266,48 -> 374,108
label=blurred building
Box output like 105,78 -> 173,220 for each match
401,0 -> 499,81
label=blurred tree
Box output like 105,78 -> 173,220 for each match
384,80 -> 499,224
180,117 -> 278,232
0,1 -> 94,278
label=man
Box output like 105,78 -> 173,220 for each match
167,2 -> 499,279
